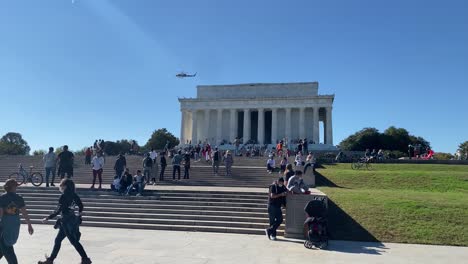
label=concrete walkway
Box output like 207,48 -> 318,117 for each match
12,225 -> 468,264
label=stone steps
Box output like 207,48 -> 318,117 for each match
11,186 -> 283,236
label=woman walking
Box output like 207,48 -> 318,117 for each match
38,179 -> 92,264
224,150 -> 234,176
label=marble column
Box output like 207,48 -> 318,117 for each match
313,107 -> 319,144
271,108 -> 278,144
204,109 -> 210,143
216,109 -> 223,144
230,109 -> 237,142
243,109 -> 251,143
285,108 -> 292,144
191,110 -> 198,144
325,107 -> 333,145
180,110 -> 186,144
299,108 -> 306,139
258,108 -> 265,144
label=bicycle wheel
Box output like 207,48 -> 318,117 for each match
351,162 -> 358,170
30,172 -> 43,187
366,163 -> 372,170
8,173 -> 25,185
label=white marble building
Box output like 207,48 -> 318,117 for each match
178,82 -> 335,146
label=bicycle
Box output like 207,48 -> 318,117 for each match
351,158 -> 372,170
8,164 -> 43,186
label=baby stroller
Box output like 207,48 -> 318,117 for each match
303,198 -> 328,249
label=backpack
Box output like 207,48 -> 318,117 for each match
145,158 -> 152,167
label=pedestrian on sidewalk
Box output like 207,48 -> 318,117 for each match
0,179 -> 34,264
43,147 -> 57,187
159,152 -> 167,181
211,147 -> 221,175
172,150 -> 182,181
90,151 -> 104,190
39,179 -> 92,264
265,177 -> 287,241
142,153 -> 153,184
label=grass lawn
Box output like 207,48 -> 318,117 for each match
315,163 -> 468,246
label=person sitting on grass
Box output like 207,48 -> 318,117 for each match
287,170 -> 309,194
266,156 -> 276,174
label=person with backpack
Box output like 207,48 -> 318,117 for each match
211,147 -> 221,175
38,179 -> 92,264
142,153 -> 153,184
159,152 -> 167,181
0,179 -> 34,264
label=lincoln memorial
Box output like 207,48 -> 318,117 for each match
178,82 -> 335,147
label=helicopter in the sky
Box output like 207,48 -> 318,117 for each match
176,72 -> 197,78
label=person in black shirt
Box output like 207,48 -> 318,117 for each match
38,179 -> 91,264
266,177 -> 287,240
159,152 -> 167,181
114,153 -> 127,178
183,152 -> 191,179
58,145 -> 74,179
0,179 -> 34,264
284,164 -> 295,183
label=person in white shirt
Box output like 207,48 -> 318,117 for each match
150,149 -> 158,162
295,151 -> 304,166
90,151 -> 105,189
267,157 -> 276,174
43,147 -> 57,187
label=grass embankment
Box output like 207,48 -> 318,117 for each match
316,164 -> 468,246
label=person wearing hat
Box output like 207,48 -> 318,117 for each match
0,179 -> 34,263
265,177 -> 287,241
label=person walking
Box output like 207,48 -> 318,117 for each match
84,148 -> 92,165
183,151 -> 191,179
43,147 -> 57,187
224,150 -> 234,176
38,179 -> 92,264
0,179 -> 34,264
211,147 -> 221,176
142,153 -> 153,184
58,145 -> 74,179
265,177 -> 287,241
172,150 -> 182,181
114,154 -> 127,179
90,151 -> 104,190
159,152 -> 167,181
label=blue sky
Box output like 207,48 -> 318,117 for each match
0,0 -> 467,153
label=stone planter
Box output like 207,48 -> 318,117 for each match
284,189 -> 328,239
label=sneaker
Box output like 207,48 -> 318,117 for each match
271,236 -> 277,241
153,183 -> 157,186
265,229 -> 271,240
50,183 -> 55,187
38,255 -> 53,264
90,186 -> 95,189
81,258 -> 92,264
136,194 -> 141,197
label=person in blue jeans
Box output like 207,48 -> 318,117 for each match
43,147 -> 57,187
265,177 -> 287,240
0,179 -> 34,264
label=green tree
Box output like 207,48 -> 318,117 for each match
102,139 -> 135,156
146,128 -> 179,150
458,141 -> 468,154
339,128 -> 381,151
433,152 -> 454,160
33,149 -> 46,156
0,132 -> 31,155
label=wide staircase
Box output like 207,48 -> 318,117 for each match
0,155 -> 281,187
0,155 -> 286,236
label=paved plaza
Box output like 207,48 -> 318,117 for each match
12,225 -> 468,264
